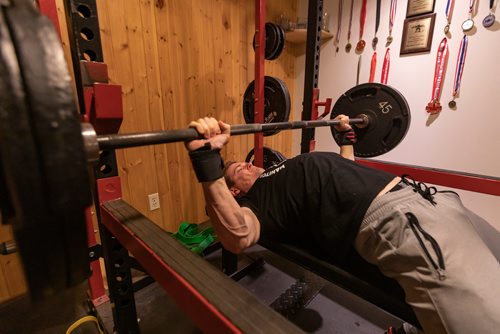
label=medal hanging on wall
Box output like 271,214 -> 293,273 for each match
356,0 -> 367,52
369,52 -> 377,83
462,0 -> 476,32
335,0 -> 343,53
448,35 -> 468,108
444,0 -> 455,34
372,0 -> 381,50
426,38 -> 449,115
387,0 -> 397,45
381,48 -> 390,85
345,0 -> 354,52
483,0 -> 496,28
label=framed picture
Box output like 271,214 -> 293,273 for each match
406,0 -> 435,18
400,13 -> 436,55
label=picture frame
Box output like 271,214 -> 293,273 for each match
406,0 -> 435,18
400,13 -> 436,55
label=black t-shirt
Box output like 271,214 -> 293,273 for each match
238,152 -> 395,264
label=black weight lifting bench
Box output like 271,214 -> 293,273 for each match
257,239 -> 420,326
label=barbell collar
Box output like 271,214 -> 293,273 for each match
354,114 -> 369,129
81,123 -> 100,164
96,117 -> 367,151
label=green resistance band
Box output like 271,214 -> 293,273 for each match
171,222 -> 216,255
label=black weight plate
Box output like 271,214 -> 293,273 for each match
0,8 -> 47,225
245,147 -> 287,170
253,22 -> 281,60
0,3 -> 66,299
7,2 -> 91,214
268,23 -> 285,60
276,24 -> 286,58
330,83 -> 411,157
269,23 -> 282,60
266,23 -> 280,60
3,1 -> 91,298
243,76 -> 291,136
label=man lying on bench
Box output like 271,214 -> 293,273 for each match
185,116 -> 500,334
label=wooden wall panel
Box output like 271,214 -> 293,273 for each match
96,0 -> 298,232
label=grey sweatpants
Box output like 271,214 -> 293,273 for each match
354,185 -> 500,334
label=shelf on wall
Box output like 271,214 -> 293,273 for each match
285,29 -> 333,44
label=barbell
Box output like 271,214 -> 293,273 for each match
93,117 -> 368,150
0,0 -> 410,299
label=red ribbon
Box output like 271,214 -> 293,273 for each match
381,48 -> 390,84
426,38 -> 449,114
369,52 -> 377,83
359,0 -> 367,40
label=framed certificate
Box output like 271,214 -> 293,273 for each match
406,0 -> 435,18
400,13 -> 436,55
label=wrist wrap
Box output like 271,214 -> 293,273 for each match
334,129 -> 357,146
189,144 -> 224,182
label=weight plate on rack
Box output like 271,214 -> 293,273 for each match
243,76 -> 291,136
267,23 -> 285,60
245,147 -> 287,170
253,22 -> 285,60
330,83 -> 411,157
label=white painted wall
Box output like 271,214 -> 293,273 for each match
292,0 -> 500,228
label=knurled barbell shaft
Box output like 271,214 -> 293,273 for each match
96,117 -> 367,150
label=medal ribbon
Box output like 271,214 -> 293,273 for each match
356,55 -> 362,85
359,0 -> 367,41
369,52 -> 377,83
347,0 -> 354,42
389,0 -> 397,36
452,35 -> 468,99
381,48 -> 390,84
375,0 -> 381,37
445,0 -> 455,23
468,0 -> 475,18
336,0 -> 343,46
427,38 -> 449,112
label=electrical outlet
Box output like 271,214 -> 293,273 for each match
148,193 -> 160,211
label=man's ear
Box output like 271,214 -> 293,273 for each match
229,187 -> 240,197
